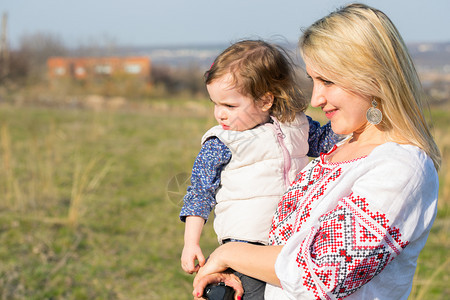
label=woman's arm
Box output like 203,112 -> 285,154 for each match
193,242 -> 284,295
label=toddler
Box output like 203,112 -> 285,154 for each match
180,40 -> 339,299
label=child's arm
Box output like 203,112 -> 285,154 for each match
179,137 -> 232,221
179,136 -> 232,273
306,115 -> 341,157
182,216 -> 206,274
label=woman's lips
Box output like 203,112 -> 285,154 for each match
324,109 -> 337,119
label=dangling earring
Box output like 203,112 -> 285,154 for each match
366,98 -> 382,125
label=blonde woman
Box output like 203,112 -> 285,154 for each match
193,3 -> 440,300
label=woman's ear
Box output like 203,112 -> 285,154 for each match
260,92 -> 274,112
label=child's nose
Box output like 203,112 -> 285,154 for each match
215,106 -> 226,119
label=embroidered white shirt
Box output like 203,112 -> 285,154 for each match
265,142 -> 438,300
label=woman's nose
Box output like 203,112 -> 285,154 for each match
310,85 -> 326,108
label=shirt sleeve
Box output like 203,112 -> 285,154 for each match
275,145 -> 438,299
306,115 -> 341,157
179,137 -> 232,222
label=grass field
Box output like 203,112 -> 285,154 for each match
0,100 -> 448,299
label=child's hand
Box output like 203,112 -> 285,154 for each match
181,244 -> 205,274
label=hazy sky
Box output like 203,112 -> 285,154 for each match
1,0 -> 449,48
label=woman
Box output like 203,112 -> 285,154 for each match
193,3 -> 441,299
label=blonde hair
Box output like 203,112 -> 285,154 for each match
300,3 -> 441,170
205,40 -> 307,122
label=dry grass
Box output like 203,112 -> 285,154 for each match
0,102 -> 447,299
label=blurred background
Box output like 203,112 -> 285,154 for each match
0,0 -> 448,299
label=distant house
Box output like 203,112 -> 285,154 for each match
47,56 -> 151,82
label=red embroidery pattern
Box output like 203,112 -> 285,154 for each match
388,227 -> 409,249
269,159 -> 342,245
297,236 -> 328,300
279,224 -> 294,242
268,149 -> 415,298
349,194 -> 408,253
293,195 -> 409,298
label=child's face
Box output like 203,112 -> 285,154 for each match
207,74 -> 271,131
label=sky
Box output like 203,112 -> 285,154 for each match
1,0 -> 450,49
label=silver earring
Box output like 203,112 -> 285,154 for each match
366,98 -> 382,125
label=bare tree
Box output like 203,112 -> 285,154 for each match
18,32 -> 67,79
0,12 -> 10,79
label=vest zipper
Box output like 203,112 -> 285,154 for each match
271,118 -> 291,187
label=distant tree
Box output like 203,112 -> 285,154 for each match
5,50 -> 29,81
151,64 -> 178,92
18,32 -> 67,80
151,64 -> 207,97
179,63 -> 207,96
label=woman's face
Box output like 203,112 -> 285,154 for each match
207,73 -> 271,131
306,65 -> 372,136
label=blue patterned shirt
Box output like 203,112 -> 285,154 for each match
179,116 -> 340,221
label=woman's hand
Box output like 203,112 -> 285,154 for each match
193,271 -> 244,300
193,244 -> 229,287
192,242 -> 281,297
193,244 -> 241,298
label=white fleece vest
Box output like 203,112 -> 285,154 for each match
201,113 -> 310,245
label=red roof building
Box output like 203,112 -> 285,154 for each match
47,56 -> 151,81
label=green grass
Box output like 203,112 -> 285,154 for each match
0,102 -> 448,299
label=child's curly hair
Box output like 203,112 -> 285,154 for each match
205,40 -> 307,123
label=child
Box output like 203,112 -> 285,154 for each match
179,40 -> 339,298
